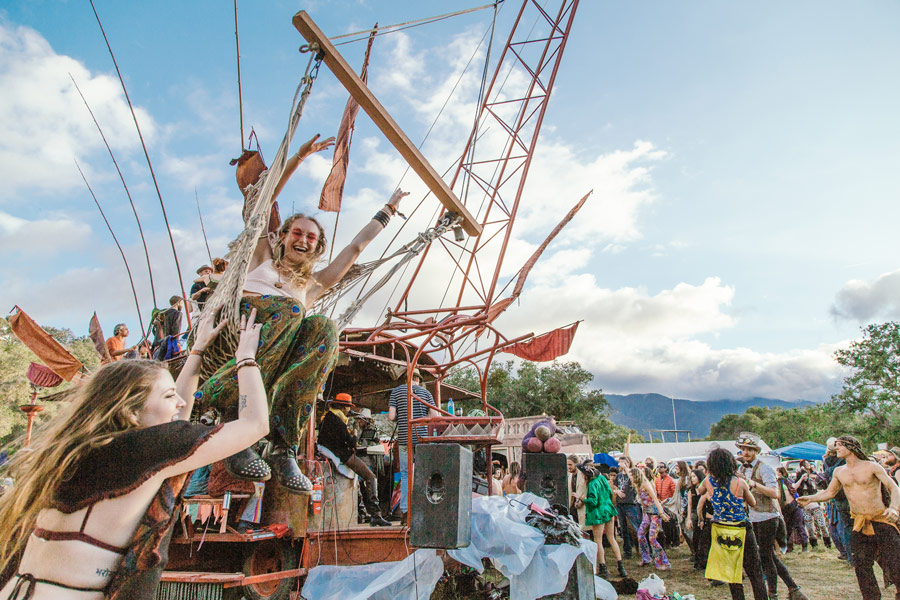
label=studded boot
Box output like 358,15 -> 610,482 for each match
269,444 -> 313,494
225,446 -> 271,481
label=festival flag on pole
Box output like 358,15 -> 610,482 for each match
7,306 -> 83,380
319,24 -> 377,212
89,312 -> 112,363
499,322 -> 580,362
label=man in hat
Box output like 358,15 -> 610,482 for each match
736,432 -> 809,600
800,435 -> 900,599
318,393 -> 391,527
822,436 -> 853,563
884,447 -> 900,487
191,264 -> 214,310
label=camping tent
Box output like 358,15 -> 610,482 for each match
625,439 -> 772,463
773,441 -> 827,461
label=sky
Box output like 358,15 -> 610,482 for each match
1,0 -> 899,403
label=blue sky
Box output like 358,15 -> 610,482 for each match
2,1 -> 899,402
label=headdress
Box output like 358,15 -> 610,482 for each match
836,435 -> 868,461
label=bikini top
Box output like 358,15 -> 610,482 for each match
33,504 -> 127,555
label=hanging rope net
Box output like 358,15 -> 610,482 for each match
198,48 -> 462,375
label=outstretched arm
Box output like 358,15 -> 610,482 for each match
163,309 -> 269,477
248,134 -> 336,272
798,467 -> 843,506
308,189 -> 408,302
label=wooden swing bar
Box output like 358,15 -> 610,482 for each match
292,11 -> 482,236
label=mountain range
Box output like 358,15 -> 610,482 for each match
605,393 -> 816,440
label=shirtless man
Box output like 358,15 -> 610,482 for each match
799,435 -> 900,600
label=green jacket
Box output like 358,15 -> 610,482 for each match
584,473 -> 617,526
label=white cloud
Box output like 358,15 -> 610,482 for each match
0,20 -> 155,194
831,269 -> 900,322
0,210 -> 92,258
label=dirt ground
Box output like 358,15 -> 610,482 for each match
432,541 -> 876,599
616,543 -> 874,600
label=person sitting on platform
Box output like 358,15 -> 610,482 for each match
318,393 -> 391,527
190,265 -> 214,311
105,323 -> 135,362
195,134 -> 408,496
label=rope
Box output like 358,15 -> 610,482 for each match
234,0 -> 244,150
330,2 -> 503,46
314,214 -> 460,331
199,51 -> 323,374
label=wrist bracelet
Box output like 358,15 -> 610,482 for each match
190,348 -> 204,356
384,203 -> 397,216
236,359 -> 260,371
373,209 -> 391,227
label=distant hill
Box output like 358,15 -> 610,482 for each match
605,393 -> 816,440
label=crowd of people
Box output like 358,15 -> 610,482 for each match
564,431 -> 900,600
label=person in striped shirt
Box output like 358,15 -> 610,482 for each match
388,370 -> 438,520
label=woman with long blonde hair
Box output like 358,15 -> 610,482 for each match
0,309 -> 266,599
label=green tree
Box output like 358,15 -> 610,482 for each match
832,321 -> 900,436
0,318 -> 100,453
446,360 -> 636,452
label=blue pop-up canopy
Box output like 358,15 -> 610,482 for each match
593,452 -> 619,468
773,441 -> 827,461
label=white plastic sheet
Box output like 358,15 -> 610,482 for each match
449,493 -> 598,600
594,575 -> 618,600
300,549 -> 442,600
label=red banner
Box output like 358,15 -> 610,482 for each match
319,25 -> 376,212
500,322 -> 579,362
89,312 -> 112,363
8,306 -> 83,380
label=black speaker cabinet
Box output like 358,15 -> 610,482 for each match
523,452 -> 568,507
410,443 -> 473,549
543,554 -> 597,600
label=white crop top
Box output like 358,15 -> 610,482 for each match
243,260 -> 304,301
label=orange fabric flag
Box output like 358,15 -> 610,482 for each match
500,322 -> 579,362
319,25 -> 376,212
8,306 -> 83,380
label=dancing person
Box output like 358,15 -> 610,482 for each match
581,463 -> 627,579
0,309 -> 265,599
799,435 -> 900,600
823,438 -> 853,563
195,134 -> 409,495
776,466 -> 809,553
614,455 -> 641,559
685,468 -> 711,571
794,460 -> 830,549
633,466 -> 671,570
736,433 -> 809,600
696,448 -> 767,600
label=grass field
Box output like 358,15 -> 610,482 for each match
616,543 -> 875,600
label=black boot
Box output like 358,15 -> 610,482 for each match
370,514 -> 391,527
824,535 -> 832,548
617,560 -> 627,578
225,446 -> 271,481
269,445 -> 312,494
810,537 -> 818,548
597,563 -> 608,579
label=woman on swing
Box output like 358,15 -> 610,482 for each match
196,134 -> 407,494
0,309 -> 264,599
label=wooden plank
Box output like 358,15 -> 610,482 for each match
223,568 -> 308,589
292,11 -> 481,237
160,571 -> 245,583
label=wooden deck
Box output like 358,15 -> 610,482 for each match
304,525 -> 412,566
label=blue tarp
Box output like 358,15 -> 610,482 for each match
773,441 -> 827,461
593,453 -> 618,468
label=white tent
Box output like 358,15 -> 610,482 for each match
625,439 -> 772,463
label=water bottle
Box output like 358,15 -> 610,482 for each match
446,398 -> 455,417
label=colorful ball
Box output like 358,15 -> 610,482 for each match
543,437 -> 561,453
525,437 -> 544,453
535,425 -> 552,442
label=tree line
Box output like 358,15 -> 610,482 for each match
710,321 -> 900,448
